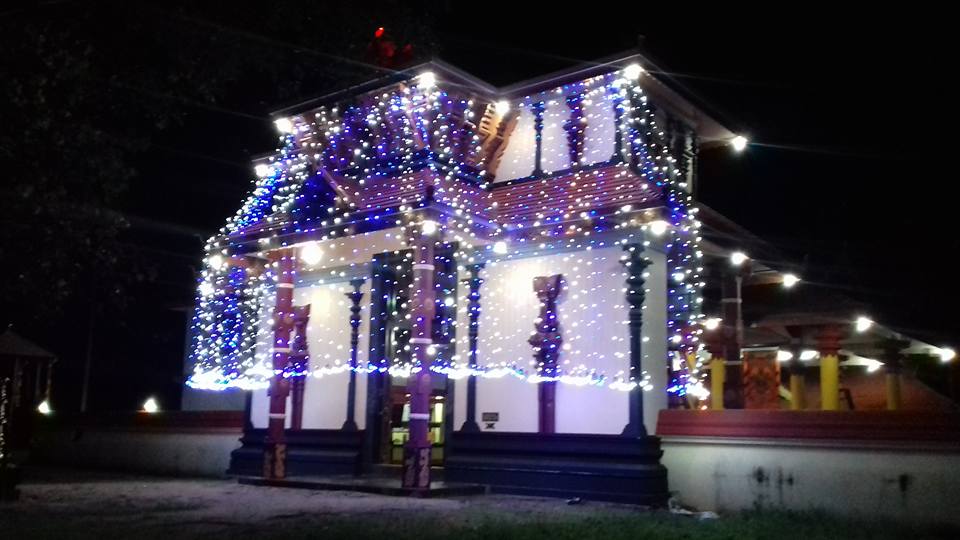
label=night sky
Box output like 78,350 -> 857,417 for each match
8,4 -> 955,411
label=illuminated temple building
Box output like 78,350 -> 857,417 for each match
183,53 -> 959,503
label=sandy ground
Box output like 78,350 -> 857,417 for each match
0,467 -> 647,539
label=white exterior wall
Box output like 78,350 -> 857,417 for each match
662,438 -> 960,526
495,106 -> 537,181
250,279 -> 370,430
453,244 -> 667,435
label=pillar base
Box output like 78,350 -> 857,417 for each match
263,443 -> 287,480
459,420 -> 481,433
401,445 -> 432,489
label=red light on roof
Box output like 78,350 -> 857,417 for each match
374,27 -> 385,38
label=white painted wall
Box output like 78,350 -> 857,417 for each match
581,92 -> 617,166
540,98 -> 571,174
661,437 -> 960,526
250,279 -> 370,430
452,244 -> 667,435
494,106 -> 537,182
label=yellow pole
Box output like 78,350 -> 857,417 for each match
886,372 -> 902,411
820,354 -> 840,410
789,372 -> 806,410
710,357 -> 726,410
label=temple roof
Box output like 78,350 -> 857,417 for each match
0,329 -> 56,361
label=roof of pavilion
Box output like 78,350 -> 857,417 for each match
221,53 -> 736,252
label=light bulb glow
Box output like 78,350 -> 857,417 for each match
142,397 -> 160,414
855,316 -> 873,333
208,255 -> 225,270
417,71 -> 436,88
495,100 -> 510,116
624,63 -> 644,80
730,251 -> 749,266
37,400 -> 52,415
648,220 -> 669,236
731,135 -> 748,152
254,164 -> 273,177
300,242 -> 324,266
799,350 -> 819,361
492,241 -> 508,254
421,220 -> 438,235
704,317 -> 721,331
782,273 -> 800,288
274,117 -> 294,134
939,347 -> 956,363
776,350 -> 794,362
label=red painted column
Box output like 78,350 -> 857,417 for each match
289,305 -> 311,431
402,221 -> 438,490
264,249 -> 296,479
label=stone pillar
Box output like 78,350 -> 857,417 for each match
342,278 -> 365,431
816,324 -> 843,411
402,222 -> 438,490
264,249 -> 296,479
529,274 -> 564,434
621,244 -> 649,436
705,328 -> 725,411
460,263 -> 484,433
883,338 -> 907,411
720,263 -> 749,409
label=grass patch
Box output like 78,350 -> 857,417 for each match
265,509 -> 958,540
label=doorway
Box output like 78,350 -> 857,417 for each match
365,245 -> 458,466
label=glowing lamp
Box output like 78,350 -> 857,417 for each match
421,220 -> 438,235
274,117 -> 295,134
782,273 -> 800,288
799,350 -> 819,361
37,400 -> 52,415
495,100 -> 510,116
939,347 -> 956,363
731,135 -> 748,152
730,251 -> 749,266
254,164 -> 273,177
704,318 -> 721,331
142,397 -> 160,414
776,350 -> 794,362
300,242 -> 324,266
492,241 -> 508,254
648,220 -> 669,236
624,63 -> 644,80
417,71 -> 436,89
855,316 -> 873,333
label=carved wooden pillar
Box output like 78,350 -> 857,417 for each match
342,278 -> 365,431
621,244 -> 650,436
264,249 -> 296,479
532,101 -> 545,176
289,305 -> 311,431
816,324 -> 844,411
721,262 -> 749,409
529,274 -> 564,434
460,263 -> 484,432
402,222 -> 438,490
